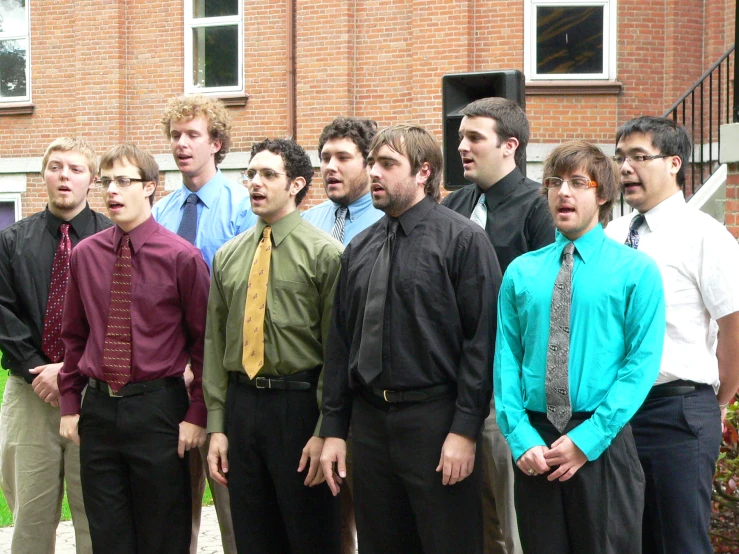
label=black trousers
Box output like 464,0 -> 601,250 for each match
225,382 -> 340,554
79,380 -> 191,554
632,386 -> 721,554
514,413 -> 644,554
351,393 -> 483,554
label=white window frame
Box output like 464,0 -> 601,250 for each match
184,1 -> 243,95
0,0 -> 31,103
0,192 -> 22,226
524,0 -> 617,81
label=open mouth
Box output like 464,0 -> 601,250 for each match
108,201 -> 124,210
251,192 -> 266,201
621,181 -> 642,192
325,177 -> 342,185
58,186 -> 72,193
557,206 -> 575,214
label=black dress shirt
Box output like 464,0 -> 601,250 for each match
320,196 -> 501,440
441,168 -> 555,274
0,205 -> 112,382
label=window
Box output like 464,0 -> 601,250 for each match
524,0 -> 616,81
0,0 -> 29,102
0,193 -> 21,230
185,0 -> 243,95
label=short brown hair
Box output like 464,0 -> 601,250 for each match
461,97 -> 529,171
542,140 -> 618,227
99,143 -> 160,206
41,137 -> 98,177
161,95 -> 232,165
368,124 -> 443,201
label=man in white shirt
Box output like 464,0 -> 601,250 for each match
605,116 -> 739,554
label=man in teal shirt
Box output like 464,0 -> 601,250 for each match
494,141 -> 665,553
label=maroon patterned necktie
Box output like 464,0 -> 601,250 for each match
101,234 -> 133,392
42,223 -> 72,363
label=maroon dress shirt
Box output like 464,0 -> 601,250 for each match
59,216 -> 211,427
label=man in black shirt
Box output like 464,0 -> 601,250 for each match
0,137 -> 112,553
320,124 -> 501,554
442,97 -> 555,554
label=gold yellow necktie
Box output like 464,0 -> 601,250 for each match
242,226 -> 272,378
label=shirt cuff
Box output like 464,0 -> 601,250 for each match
60,394 -> 81,417
506,418 -> 548,462
449,410 -> 485,439
184,401 -> 207,429
319,413 -> 350,440
20,353 -> 49,383
567,419 -> 609,461
207,408 -> 226,434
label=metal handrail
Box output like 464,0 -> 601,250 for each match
662,46 -> 735,200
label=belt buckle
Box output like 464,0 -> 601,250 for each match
108,385 -> 123,398
383,389 -> 394,402
255,377 -> 269,389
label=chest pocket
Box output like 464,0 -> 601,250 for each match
269,279 -> 321,328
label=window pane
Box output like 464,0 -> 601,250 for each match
192,0 -> 238,19
192,26 -> 238,88
0,0 -> 27,36
536,6 -> 604,75
0,201 -> 16,231
0,39 -> 27,98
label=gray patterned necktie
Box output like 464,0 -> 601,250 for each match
470,193 -> 487,229
546,242 -> 575,433
331,206 -> 348,242
625,214 -> 645,249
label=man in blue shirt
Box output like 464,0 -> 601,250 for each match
302,117 -> 383,245
152,94 -> 254,554
494,141 -> 665,553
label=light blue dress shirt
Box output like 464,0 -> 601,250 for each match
301,192 -> 383,245
494,224 -> 666,462
152,170 -> 257,268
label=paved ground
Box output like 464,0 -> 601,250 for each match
0,505 -> 225,553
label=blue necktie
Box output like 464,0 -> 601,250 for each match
177,193 -> 199,244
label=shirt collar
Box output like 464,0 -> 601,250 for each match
481,167 -> 524,210
339,191 -> 373,222
254,210 -> 302,247
554,224 -> 605,264
181,170 -> 225,209
45,204 -> 93,238
112,215 -> 158,254
641,190 -> 685,232
395,195 -> 435,236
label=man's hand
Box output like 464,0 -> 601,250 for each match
207,433 -> 229,487
516,445 -> 551,476
319,437 -> 347,496
298,436 -> 326,487
543,435 -> 587,482
178,421 -> 206,458
183,363 -> 194,390
29,362 -> 63,407
60,414 -> 80,446
436,432 -> 476,485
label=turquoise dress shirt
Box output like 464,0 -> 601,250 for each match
152,170 -> 257,268
494,224 -> 666,462
301,192 -> 384,245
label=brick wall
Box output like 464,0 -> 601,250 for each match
726,165 -> 739,239
0,0 -> 734,218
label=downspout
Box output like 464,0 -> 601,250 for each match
287,0 -> 297,138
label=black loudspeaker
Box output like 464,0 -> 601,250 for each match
442,70 -> 526,191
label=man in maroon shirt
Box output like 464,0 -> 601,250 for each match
58,143 -> 211,554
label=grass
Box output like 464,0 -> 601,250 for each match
0,370 -> 212,529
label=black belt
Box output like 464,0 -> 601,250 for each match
366,383 -> 454,404
646,380 -> 711,401
229,371 -> 316,391
88,376 -> 182,398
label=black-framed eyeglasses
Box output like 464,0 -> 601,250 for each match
242,168 -> 286,182
611,154 -> 670,166
542,177 -> 598,190
94,177 -> 149,189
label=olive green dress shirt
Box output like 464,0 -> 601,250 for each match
203,210 -> 343,434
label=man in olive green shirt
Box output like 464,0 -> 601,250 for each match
204,138 -> 343,554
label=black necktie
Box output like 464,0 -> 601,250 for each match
177,193 -> 199,244
357,220 -> 398,384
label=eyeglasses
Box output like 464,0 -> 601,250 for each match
611,154 -> 670,166
542,177 -> 598,190
93,177 -> 149,189
242,169 -> 286,183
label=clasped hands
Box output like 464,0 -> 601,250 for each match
516,435 -> 587,482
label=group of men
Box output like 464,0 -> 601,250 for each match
0,91 -> 737,554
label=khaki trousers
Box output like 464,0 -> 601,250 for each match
0,375 -> 91,554
482,399 -> 522,554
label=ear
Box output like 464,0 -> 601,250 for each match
503,137 -> 519,158
211,138 -> 223,155
668,153 -> 682,177
415,162 -> 431,187
143,180 -> 156,199
290,176 -> 307,198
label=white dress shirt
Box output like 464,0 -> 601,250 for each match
605,191 -> 739,387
